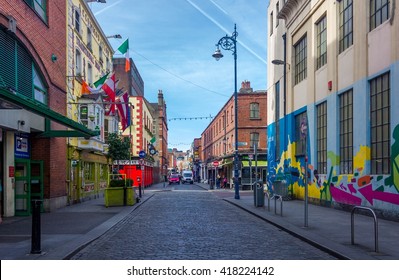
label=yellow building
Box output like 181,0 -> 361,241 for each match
66,0 -> 118,203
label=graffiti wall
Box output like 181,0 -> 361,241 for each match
267,119 -> 399,218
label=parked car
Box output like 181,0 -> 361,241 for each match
181,170 -> 194,184
168,173 -> 180,185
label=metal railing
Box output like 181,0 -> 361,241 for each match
351,206 -> 379,253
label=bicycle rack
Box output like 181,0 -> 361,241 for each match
264,191 -> 271,212
351,206 -> 379,253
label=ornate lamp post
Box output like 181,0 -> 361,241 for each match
212,24 -> 240,199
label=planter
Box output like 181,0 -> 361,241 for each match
104,187 -> 136,207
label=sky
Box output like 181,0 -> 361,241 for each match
90,0 -> 269,151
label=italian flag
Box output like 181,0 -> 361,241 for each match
118,39 -> 130,72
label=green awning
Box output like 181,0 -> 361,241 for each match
242,160 -> 267,167
0,87 -> 99,138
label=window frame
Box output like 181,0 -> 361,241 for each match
317,102 -> 327,174
250,132 -> 260,149
316,16 -> 327,70
370,72 -> 390,174
339,89 -> 353,174
370,0 -> 390,30
250,102 -> 260,119
24,0 -> 47,23
339,0 -> 353,53
295,112 -> 307,156
294,35 -> 307,85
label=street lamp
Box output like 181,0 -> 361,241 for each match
106,34 -> 122,39
212,24 -> 240,199
86,0 -> 107,3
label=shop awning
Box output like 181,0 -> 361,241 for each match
242,160 -> 267,167
0,87 -> 99,138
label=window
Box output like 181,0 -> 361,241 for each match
250,133 -> 259,148
294,35 -> 307,85
79,105 -> 88,127
339,0 -> 353,53
99,45 -> 104,64
316,16 -> 327,69
339,90 -> 353,174
370,0 -> 390,30
74,9 -> 81,34
250,102 -> 260,119
33,65 -> 46,104
295,112 -> 307,156
0,29 -> 47,103
75,49 -> 82,75
276,2 -> 280,27
317,102 -> 327,174
87,63 -> 93,84
87,28 -> 92,50
84,162 -> 95,181
270,11 -> 274,35
24,0 -> 47,22
370,72 -> 390,174
275,82 -> 280,158
231,106 -> 234,122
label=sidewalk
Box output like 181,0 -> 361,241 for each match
0,187 -> 157,260
197,182 -> 399,260
1,182 -> 398,260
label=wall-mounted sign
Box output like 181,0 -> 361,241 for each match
15,133 -> 30,159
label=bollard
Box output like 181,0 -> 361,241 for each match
31,199 -> 42,254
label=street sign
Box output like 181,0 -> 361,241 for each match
139,150 -> 146,158
213,161 -> 219,167
238,142 -> 247,146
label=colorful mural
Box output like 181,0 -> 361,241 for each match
268,123 -> 399,215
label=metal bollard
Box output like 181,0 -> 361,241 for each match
31,199 -> 42,254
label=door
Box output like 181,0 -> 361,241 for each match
15,159 -> 30,216
15,159 -> 43,216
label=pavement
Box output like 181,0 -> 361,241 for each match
0,182 -> 399,260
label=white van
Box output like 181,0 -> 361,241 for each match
181,170 -> 194,184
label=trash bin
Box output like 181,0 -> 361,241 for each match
209,179 -> 214,189
255,181 -> 264,207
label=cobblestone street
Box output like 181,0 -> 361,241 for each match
71,187 -> 336,260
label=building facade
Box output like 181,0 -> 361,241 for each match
66,0 -> 118,204
267,0 -> 399,217
201,81 -> 267,189
0,0 -> 99,216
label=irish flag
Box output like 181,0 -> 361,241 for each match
81,74 -> 108,95
117,39 -> 130,72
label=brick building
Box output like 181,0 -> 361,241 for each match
0,0 -> 98,216
200,81 -> 267,189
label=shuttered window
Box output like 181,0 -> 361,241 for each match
0,29 -> 47,104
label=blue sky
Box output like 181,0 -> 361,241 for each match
90,0 -> 268,151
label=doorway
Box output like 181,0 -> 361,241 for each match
14,159 -> 43,216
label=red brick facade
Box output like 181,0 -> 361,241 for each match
1,0 -> 68,203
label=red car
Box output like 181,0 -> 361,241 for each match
168,173 -> 180,185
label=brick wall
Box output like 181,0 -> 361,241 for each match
1,0 -> 68,200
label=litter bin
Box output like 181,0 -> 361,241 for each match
209,179 -> 214,190
255,181 -> 264,207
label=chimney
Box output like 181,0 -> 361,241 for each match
239,80 -> 253,93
